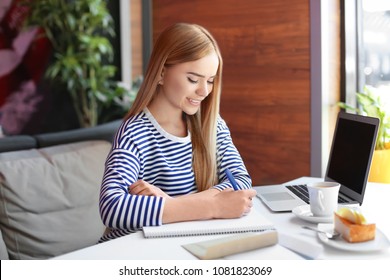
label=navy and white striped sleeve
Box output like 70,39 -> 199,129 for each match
213,117 -> 252,191
99,123 -> 165,231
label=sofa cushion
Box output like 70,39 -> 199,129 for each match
0,228 -> 8,259
0,140 -> 111,259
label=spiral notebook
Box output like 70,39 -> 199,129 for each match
142,209 -> 275,238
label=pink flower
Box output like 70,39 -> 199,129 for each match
0,80 -> 42,135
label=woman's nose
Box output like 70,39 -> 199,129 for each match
196,81 -> 210,97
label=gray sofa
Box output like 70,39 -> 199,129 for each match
0,120 -> 121,260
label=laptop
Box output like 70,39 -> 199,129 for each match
255,111 -> 380,212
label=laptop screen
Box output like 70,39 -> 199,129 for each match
325,111 -> 379,204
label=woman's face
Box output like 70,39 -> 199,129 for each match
159,52 -> 219,115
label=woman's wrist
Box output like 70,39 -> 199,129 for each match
162,188 -> 218,223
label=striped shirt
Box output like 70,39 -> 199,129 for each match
99,108 -> 251,241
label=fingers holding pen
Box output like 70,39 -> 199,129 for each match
214,188 -> 256,218
243,189 -> 255,215
247,188 -> 257,200
224,168 -> 256,201
237,188 -> 256,204
235,190 -> 254,216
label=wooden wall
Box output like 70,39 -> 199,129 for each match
152,0 -> 311,185
130,0 -> 143,79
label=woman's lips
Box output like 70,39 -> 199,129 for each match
188,98 -> 202,106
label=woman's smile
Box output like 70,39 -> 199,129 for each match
188,98 -> 202,106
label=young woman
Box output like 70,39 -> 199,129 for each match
99,23 -> 256,242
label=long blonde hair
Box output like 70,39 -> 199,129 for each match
126,23 -> 223,191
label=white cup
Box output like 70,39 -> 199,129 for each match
307,182 -> 340,217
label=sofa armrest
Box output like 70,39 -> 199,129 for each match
34,120 -> 122,148
0,120 -> 121,153
0,228 -> 9,260
0,135 -> 36,153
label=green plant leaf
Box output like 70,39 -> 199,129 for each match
22,0 -> 134,127
338,85 -> 390,150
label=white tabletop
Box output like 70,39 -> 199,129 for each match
54,177 -> 390,260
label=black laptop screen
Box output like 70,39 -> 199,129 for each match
327,117 -> 377,196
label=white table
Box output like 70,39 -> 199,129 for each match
54,177 -> 390,260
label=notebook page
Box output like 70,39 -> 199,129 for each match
143,209 -> 275,238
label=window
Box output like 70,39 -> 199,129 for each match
312,0 -> 390,177
361,0 -> 390,89
342,0 -> 390,105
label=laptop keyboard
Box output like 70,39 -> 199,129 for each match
286,184 -> 349,204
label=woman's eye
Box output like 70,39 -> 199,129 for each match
188,77 -> 198,84
207,80 -> 214,85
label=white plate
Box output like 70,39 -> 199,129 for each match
292,205 -> 333,224
318,223 -> 390,252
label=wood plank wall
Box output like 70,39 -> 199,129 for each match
152,0 -> 311,185
130,0 -> 143,79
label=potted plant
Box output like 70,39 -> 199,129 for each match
21,0 -> 134,128
338,85 -> 390,183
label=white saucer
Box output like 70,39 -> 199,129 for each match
292,205 -> 333,224
317,223 -> 390,252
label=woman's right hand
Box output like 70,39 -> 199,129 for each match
128,180 -> 171,198
212,188 -> 257,219
162,187 -> 256,224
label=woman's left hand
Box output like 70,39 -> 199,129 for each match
128,180 -> 171,198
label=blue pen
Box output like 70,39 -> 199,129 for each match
225,168 -> 239,191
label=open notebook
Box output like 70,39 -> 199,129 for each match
142,209 -> 275,238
